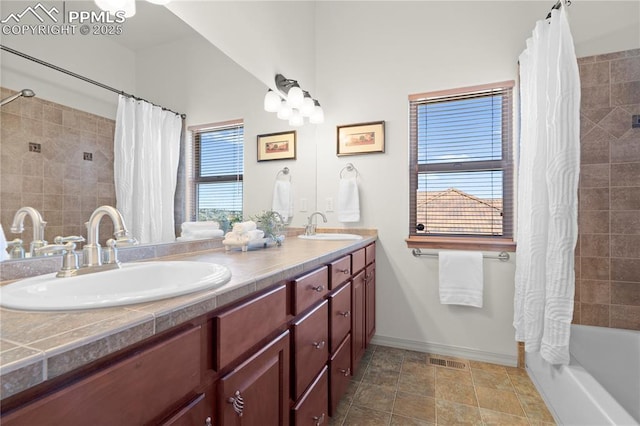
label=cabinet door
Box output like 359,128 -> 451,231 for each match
292,366 -> 328,426
329,335 -> 351,417
365,263 -> 376,346
218,331 -> 290,426
291,300 -> 329,400
351,271 -> 365,369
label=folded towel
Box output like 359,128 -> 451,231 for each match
182,221 -> 219,232
180,229 -> 224,239
272,180 -> 293,222
223,229 -> 264,244
338,177 -> 360,222
232,221 -> 257,234
438,251 -> 484,308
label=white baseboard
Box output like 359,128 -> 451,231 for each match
370,334 -> 518,367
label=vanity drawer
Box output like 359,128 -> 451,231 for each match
329,282 -> 351,354
329,255 -> 351,289
2,326 -> 202,425
329,334 -> 352,417
365,243 -> 376,265
351,248 -> 366,275
292,366 -> 328,426
291,266 -> 328,315
291,300 -> 329,400
215,284 -> 287,370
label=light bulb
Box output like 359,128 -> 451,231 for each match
277,102 -> 293,120
289,110 -> 304,127
286,85 -> 304,109
309,103 -> 324,124
301,96 -> 315,117
264,89 -> 281,112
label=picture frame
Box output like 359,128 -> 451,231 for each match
257,130 -> 297,161
337,121 -> 385,156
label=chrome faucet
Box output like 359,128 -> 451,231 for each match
82,206 -> 135,269
10,207 -> 47,257
305,211 -> 327,236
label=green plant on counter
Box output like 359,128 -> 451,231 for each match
198,209 -> 242,233
250,210 -> 286,245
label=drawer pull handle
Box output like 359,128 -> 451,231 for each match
227,390 -> 244,417
310,285 -> 324,292
339,311 -> 351,317
205,417 -> 212,426
312,340 -> 326,350
313,413 -> 326,426
339,368 -> 351,376
339,268 -> 350,275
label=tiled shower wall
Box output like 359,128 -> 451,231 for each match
0,87 -> 116,249
574,49 -> 640,330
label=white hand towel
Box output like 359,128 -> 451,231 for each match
180,229 -> 224,239
338,177 -> 360,222
181,221 -> 219,233
232,221 -> 257,234
439,251 -> 484,308
272,180 -> 293,222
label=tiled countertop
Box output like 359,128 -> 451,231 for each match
0,232 -> 376,400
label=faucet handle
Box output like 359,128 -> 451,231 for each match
54,235 -> 85,244
7,238 -> 25,259
35,241 -> 81,277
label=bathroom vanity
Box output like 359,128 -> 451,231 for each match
0,234 -> 376,425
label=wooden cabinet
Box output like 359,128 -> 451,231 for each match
351,270 -> 366,370
291,266 -> 329,315
161,392 -> 213,426
365,263 -> 376,346
329,335 -> 351,416
351,248 -> 366,275
328,255 -> 351,290
291,300 -> 329,400
329,282 -> 351,353
215,285 -> 287,370
218,330 -> 290,426
292,366 -> 328,426
2,326 -> 206,426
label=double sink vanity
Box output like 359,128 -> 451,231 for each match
0,229 -> 377,425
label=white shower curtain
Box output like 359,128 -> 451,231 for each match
514,4 -> 581,365
114,95 -> 182,244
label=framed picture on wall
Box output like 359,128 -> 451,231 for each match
337,121 -> 385,156
257,130 -> 297,161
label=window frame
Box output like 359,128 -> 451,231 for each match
407,81 -> 516,252
188,119 -> 244,222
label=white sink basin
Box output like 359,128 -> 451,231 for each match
298,233 -> 363,241
0,261 -> 232,311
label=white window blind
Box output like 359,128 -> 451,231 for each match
189,121 -> 244,221
409,81 -> 514,239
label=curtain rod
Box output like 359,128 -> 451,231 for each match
0,44 -> 186,119
546,0 -> 571,19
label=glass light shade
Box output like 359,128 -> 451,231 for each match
289,110 -> 304,127
95,0 -> 135,17
276,102 -> 293,120
300,96 -> 316,117
309,105 -> 325,124
286,86 -> 304,109
264,90 -> 281,112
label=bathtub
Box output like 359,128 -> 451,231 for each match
526,324 -> 640,426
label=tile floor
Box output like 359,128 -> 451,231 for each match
331,344 -> 556,425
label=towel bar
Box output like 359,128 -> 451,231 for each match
276,167 -> 291,181
340,163 -> 359,178
412,249 -> 510,262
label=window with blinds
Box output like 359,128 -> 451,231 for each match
409,81 -> 514,241
189,120 -> 244,222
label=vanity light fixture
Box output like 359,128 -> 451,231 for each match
94,0 -> 172,18
263,74 -> 324,126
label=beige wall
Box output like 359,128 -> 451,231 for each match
574,48 -> 640,330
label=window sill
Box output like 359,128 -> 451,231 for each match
405,236 -> 516,252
